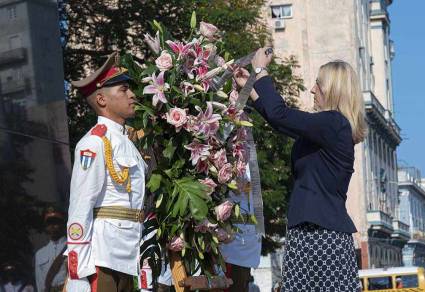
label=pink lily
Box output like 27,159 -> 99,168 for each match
184,140 -> 211,166
166,40 -> 192,60
142,71 -> 170,106
144,32 -> 161,55
190,42 -> 211,66
180,81 -> 195,96
195,102 -> 222,137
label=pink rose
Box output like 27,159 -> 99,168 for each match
200,21 -> 218,39
155,51 -> 173,71
194,219 -> 218,233
218,163 -> 233,184
212,148 -> 227,170
215,200 -> 234,221
169,236 -> 185,251
199,178 -> 217,195
165,107 -> 187,131
215,228 -> 231,242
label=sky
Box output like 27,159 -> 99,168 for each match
388,1 -> 425,174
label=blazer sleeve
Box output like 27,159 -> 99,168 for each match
252,76 -> 339,147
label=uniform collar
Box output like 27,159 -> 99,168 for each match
51,236 -> 66,246
98,116 -> 127,135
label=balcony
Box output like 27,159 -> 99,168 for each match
0,48 -> 27,68
367,210 -> 393,234
363,91 -> 401,147
392,219 -> 410,241
1,79 -> 27,95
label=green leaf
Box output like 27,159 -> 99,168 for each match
142,64 -> 158,76
190,11 -> 196,29
163,139 -> 176,161
182,247 -> 186,257
227,182 -> 237,190
155,193 -> 163,208
198,251 -> 204,259
153,20 -> 163,34
173,177 -> 210,220
235,204 -> 240,218
147,174 -> 162,192
179,194 -> 189,216
212,236 -> 219,244
237,120 -> 253,127
224,52 -> 230,61
250,214 -> 258,225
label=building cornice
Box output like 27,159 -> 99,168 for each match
398,182 -> 425,199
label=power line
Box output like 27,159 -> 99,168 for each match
0,126 -> 69,146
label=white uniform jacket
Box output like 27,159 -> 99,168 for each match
66,116 -> 146,281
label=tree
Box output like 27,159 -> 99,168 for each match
64,0 -> 305,254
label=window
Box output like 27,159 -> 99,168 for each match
395,275 -> 418,288
271,4 -> 293,19
7,6 -> 17,19
368,276 -> 393,290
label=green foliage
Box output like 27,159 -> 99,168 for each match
65,0 -> 305,255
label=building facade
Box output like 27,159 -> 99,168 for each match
257,0 -> 404,272
0,0 -> 70,260
398,167 -> 425,268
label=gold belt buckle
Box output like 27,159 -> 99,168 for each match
136,210 -> 144,223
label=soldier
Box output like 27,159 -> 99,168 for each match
34,206 -> 67,292
65,52 -> 146,292
0,261 -> 34,292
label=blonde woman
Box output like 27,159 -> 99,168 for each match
234,48 -> 367,291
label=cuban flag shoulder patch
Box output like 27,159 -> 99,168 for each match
80,149 -> 96,170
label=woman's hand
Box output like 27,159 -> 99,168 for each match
252,47 -> 273,69
233,67 -> 250,88
232,66 -> 260,101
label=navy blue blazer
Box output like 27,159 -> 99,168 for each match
253,76 -> 357,233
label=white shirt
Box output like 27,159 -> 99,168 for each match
35,236 -> 67,291
66,116 -> 146,280
1,282 -> 34,292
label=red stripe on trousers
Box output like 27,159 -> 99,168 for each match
88,267 -> 99,292
224,263 -> 232,292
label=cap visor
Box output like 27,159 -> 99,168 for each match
103,74 -> 132,87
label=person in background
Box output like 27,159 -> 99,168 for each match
35,206 -> 67,292
0,261 -> 34,292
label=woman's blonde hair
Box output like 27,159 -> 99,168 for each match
316,60 -> 368,144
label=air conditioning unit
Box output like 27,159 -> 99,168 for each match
274,18 -> 285,30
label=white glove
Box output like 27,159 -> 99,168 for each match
65,277 -> 91,292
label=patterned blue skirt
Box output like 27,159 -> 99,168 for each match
281,223 -> 361,292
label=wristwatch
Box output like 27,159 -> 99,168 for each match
255,67 -> 267,74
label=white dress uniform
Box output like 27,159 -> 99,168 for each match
66,116 -> 146,289
219,165 -> 262,268
35,236 -> 67,291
